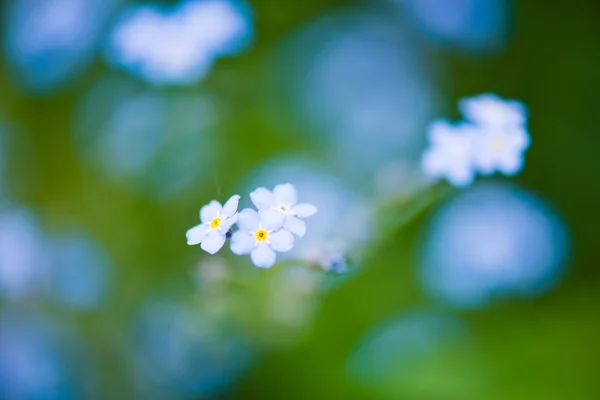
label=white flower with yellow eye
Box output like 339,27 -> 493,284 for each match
186,194 -> 239,254
230,208 -> 294,268
249,183 -> 317,237
471,125 -> 530,176
421,120 -> 476,187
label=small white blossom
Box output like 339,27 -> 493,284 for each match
230,209 -> 294,268
459,93 -> 527,128
105,0 -> 252,85
471,125 -> 530,176
249,183 -> 317,237
186,194 -> 240,254
421,120 -> 476,187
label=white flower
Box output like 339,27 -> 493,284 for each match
230,209 -> 294,268
459,93 -> 527,128
249,183 -> 317,237
421,120 -> 476,187
105,0 -> 252,85
186,194 -> 240,254
471,125 -> 530,175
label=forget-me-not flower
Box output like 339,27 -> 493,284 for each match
230,208 -> 294,268
421,120 -> 476,187
186,195 -> 240,254
105,0 -> 252,85
470,125 -> 530,175
250,183 -> 317,237
459,93 -> 527,128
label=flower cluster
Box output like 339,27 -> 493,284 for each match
105,0 -> 252,85
186,184 -> 317,268
422,93 -> 530,187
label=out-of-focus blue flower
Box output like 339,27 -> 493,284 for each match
396,0 -> 510,53
47,230 -> 112,310
271,9 -> 438,182
422,120 -> 476,187
243,158 -> 373,270
3,0 -> 117,92
420,183 -> 570,308
133,299 -> 253,398
0,126 -> 5,193
347,311 -> 483,398
73,77 -> 217,200
0,205 -> 48,300
105,0 -> 253,85
0,312 -> 85,400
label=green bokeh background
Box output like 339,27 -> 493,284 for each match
1,0 -> 600,398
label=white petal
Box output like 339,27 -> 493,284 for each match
269,229 -> 294,252
250,187 -> 275,210
219,213 -> 238,233
292,203 -> 317,218
221,194 -> 240,218
200,230 -> 226,255
200,200 -> 222,223
447,165 -> 475,187
259,209 -> 284,231
238,208 -> 260,232
427,120 -> 452,144
251,243 -> 276,268
284,216 -> 306,237
186,224 -> 209,245
273,183 -> 297,206
498,154 -> 523,176
230,231 -> 255,255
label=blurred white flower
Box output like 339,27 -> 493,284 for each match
460,93 -> 527,128
421,120 -> 476,187
186,195 -> 240,254
230,209 -> 294,268
471,125 -> 529,175
105,0 -> 253,85
250,183 -> 317,237
422,94 -> 531,186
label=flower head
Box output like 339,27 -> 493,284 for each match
230,209 -> 294,268
471,125 -> 530,175
421,120 -> 476,187
459,93 -> 527,128
186,194 -> 240,254
105,0 -> 253,85
249,183 -> 317,237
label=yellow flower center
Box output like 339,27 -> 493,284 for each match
279,205 -> 287,212
255,229 -> 268,242
491,138 -> 504,151
210,217 -> 222,229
